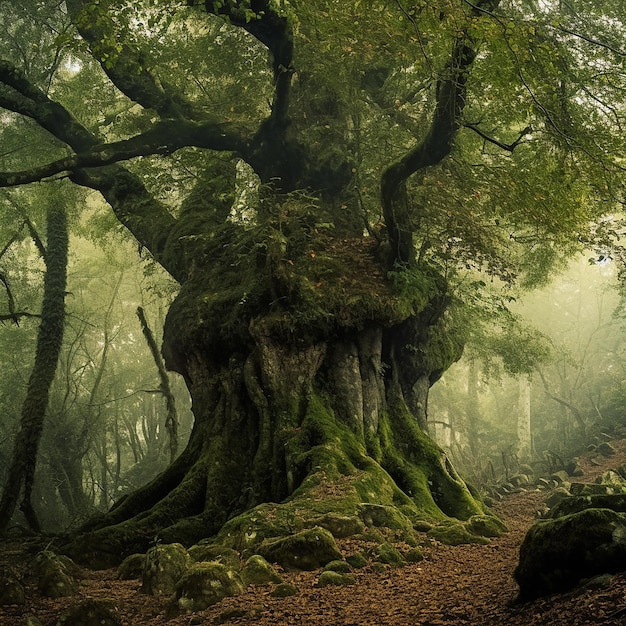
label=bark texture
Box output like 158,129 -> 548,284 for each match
0,202 -> 68,533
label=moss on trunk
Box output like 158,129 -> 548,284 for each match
65,216 -> 490,568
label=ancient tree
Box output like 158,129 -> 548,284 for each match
0,0 -> 623,563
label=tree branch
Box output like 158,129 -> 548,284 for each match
65,0 -> 194,119
381,0 -> 502,264
205,0 -> 294,125
0,118 -> 249,187
462,123 -> 532,152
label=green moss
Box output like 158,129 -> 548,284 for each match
324,560 -> 353,574
373,543 -> 404,566
345,553 -> 368,569
257,526 -> 342,571
316,571 -> 355,587
515,508 -> 626,599
240,555 -> 283,587
271,583 -> 299,597
465,515 -> 508,538
427,521 -> 490,546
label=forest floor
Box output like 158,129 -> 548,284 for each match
3,442 -> 626,625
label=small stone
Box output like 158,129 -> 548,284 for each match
271,583 -> 298,597
316,571 -> 354,587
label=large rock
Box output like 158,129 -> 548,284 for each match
140,543 -> 191,596
240,554 -> 283,587
29,551 -> 79,598
56,598 -> 121,626
257,526 -> 342,571
0,573 -> 25,605
515,508 -> 626,599
549,493 -> 626,518
175,562 -> 244,612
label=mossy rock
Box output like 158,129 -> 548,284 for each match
569,483 -> 612,497
373,542 -> 404,565
140,543 -> 192,596
175,562 -> 244,612
404,547 -> 424,563
56,599 -> 121,626
29,551 -> 79,598
465,515 -> 507,538
323,559 -> 353,573
545,487 -> 572,509
117,553 -> 145,580
358,503 -> 414,533
187,544 -> 241,570
427,521 -> 489,546
549,494 -> 626,519
271,583 -> 298,597
309,513 -> 366,538
345,553 -> 368,569
257,526 -> 342,571
240,555 -> 283,587
0,573 -> 25,605
515,508 -> 626,600
216,503 -> 306,553
316,571 -> 355,587
20,617 -> 43,626
598,442 -> 617,456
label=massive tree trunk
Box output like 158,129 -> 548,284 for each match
65,215 -> 488,567
0,0 -> 502,564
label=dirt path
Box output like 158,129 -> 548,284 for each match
3,445 -> 626,625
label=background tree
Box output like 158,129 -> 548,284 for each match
0,0 -> 624,564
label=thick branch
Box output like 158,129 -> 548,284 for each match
0,62 -> 185,278
66,0 -> 193,118
205,0 -> 294,125
0,118 -> 249,187
381,0 -> 501,264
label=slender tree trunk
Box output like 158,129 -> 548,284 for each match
137,306 -> 178,461
0,201 -> 68,534
517,375 -> 532,461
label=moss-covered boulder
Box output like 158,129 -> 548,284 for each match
56,598 -> 121,626
271,582 -> 298,597
175,562 -> 244,612
29,551 -> 79,598
405,547 -> 424,563
309,513 -> 366,538
323,559 -> 353,574
358,503 -> 415,532
515,508 -> 626,599
373,542 -> 404,565
346,553 -> 368,569
548,493 -> 626,519
240,555 -> 283,587
116,553 -> 145,580
0,573 -> 25,605
465,514 -> 507,538
187,544 -> 241,570
257,526 -> 342,571
427,521 -> 489,546
316,570 -> 354,587
140,543 -> 191,596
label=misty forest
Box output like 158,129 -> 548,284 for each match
1,0 -> 626,624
